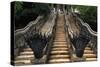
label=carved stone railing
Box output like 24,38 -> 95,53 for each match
64,11 -> 97,61
64,11 -> 75,62
38,13 -> 57,63
73,13 -> 97,54
14,15 -> 48,57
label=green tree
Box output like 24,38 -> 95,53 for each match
72,5 -> 97,31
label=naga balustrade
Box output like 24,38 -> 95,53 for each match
73,13 -> 97,54
14,12 -> 57,64
14,15 -> 49,57
39,13 -> 57,63
64,11 -> 97,61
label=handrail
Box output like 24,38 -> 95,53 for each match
73,13 -> 97,54
64,11 -> 97,61
14,16 -> 44,57
42,13 -> 57,63
73,13 -> 97,36
15,16 -> 43,36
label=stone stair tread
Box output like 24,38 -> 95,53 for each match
54,43 -> 67,45
20,51 -> 34,55
54,41 -> 66,43
54,42 -> 67,44
54,40 -> 66,42
49,59 -> 70,63
52,48 -> 69,51
52,45 -> 67,47
15,55 -> 34,60
51,51 -> 69,54
55,38 -> 66,40
85,47 -> 91,50
86,58 -> 97,61
52,46 -> 68,48
84,50 -> 94,53
83,54 -> 97,58
15,60 -> 31,64
23,48 -> 32,51
50,55 -> 70,59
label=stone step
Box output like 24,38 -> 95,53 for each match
55,30 -> 65,34
86,58 -> 97,61
54,41 -> 67,44
52,44 -> 68,47
54,39 -> 66,42
48,59 -> 70,63
50,51 -> 69,55
15,60 -> 32,64
54,40 -> 66,42
56,32 -> 65,36
56,31 -> 64,33
23,48 -> 32,51
56,30 -> 64,32
53,41 -> 68,45
20,51 -> 34,55
56,34 -> 65,35
85,47 -> 91,50
83,54 -> 97,58
15,55 -> 34,60
52,45 -> 68,48
55,36 -> 65,38
84,50 -> 94,54
55,38 -> 66,40
50,55 -> 70,59
55,36 -> 66,38
51,48 -> 69,51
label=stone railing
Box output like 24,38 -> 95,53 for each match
14,16 -> 46,57
64,12 -> 75,62
65,13 -> 97,54
64,11 -> 97,61
39,13 -> 57,63
73,13 -> 97,54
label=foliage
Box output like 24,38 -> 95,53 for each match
14,2 -> 50,16
13,1 -> 51,29
14,1 -> 23,16
72,5 -> 97,31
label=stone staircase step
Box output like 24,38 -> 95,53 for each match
85,58 -> 97,61
51,48 -> 69,51
54,40 -> 66,42
52,45 -> 68,48
48,59 -> 70,63
50,55 -> 70,59
14,60 -> 32,64
15,55 -> 34,60
52,45 -> 68,47
50,51 -> 69,55
23,48 -> 32,51
84,50 -> 94,54
83,54 -> 97,58
85,47 -> 91,50
20,51 -> 34,55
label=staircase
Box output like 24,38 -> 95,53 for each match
14,48 -> 35,65
72,46 -> 97,62
14,13 -> 97,65
48,14 -> 71,64
84,46 -> 97,61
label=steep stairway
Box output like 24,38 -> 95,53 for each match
48,14 -> 71,64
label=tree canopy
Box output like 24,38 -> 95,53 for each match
14,1 -> 51,16
13,1 -> 51,30
72,5 -> 97,31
